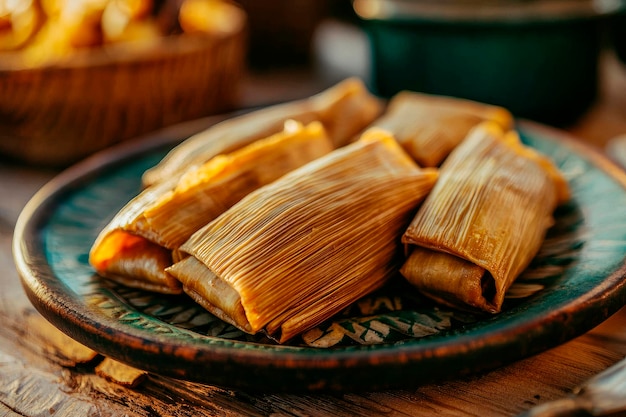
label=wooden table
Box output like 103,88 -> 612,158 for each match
2,37 -> 626,416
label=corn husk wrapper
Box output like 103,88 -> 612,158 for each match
142,77 -> 383,186
367,91 -> 513,167
89,120 -> 334,294
400,122 -> 570,313
168,129 -> 439,342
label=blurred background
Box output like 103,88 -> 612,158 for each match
1,0 -> 626,167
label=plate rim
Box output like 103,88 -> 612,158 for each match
13,117 -> 626,391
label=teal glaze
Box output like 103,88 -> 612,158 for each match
363,16 -> 604,125
13,120 -> 626,391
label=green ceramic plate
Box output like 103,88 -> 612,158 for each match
13,116 -> 626,392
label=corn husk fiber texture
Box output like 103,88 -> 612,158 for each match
89,121 -> 333,294
142,77 -> 382,186
368,91 -> 513,167
171,130 -> 438,342
401,122 -> 569,313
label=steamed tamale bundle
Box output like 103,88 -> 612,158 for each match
167,130 -> 439,342
87,77 -> 577,345
367,91 -> 513,167
400,122 -> 570,314
142,77 -> 383,186
89,120 -> 334,294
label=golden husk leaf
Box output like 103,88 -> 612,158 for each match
401,121 -> 569,313
134,120 -> 333,249
142,77 -> 383,186
90,120 -> 334,293
367,91 -> 513,167
167,255 -> 248,330
170,129 -> 438,342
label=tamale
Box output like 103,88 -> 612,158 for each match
90,120 -> 334,294
167,129 -> 439,342
367,91 -> 513,167
400,122 -> 570,313
142,77 -> 383,187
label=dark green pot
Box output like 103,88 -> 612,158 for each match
610,8 -> 626,64
356,0 -> 623,125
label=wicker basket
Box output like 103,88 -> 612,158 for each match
0,27 -> 246,167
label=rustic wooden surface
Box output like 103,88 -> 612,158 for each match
2,36 -> 626,417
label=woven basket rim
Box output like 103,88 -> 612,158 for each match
0,28 -> 244,72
